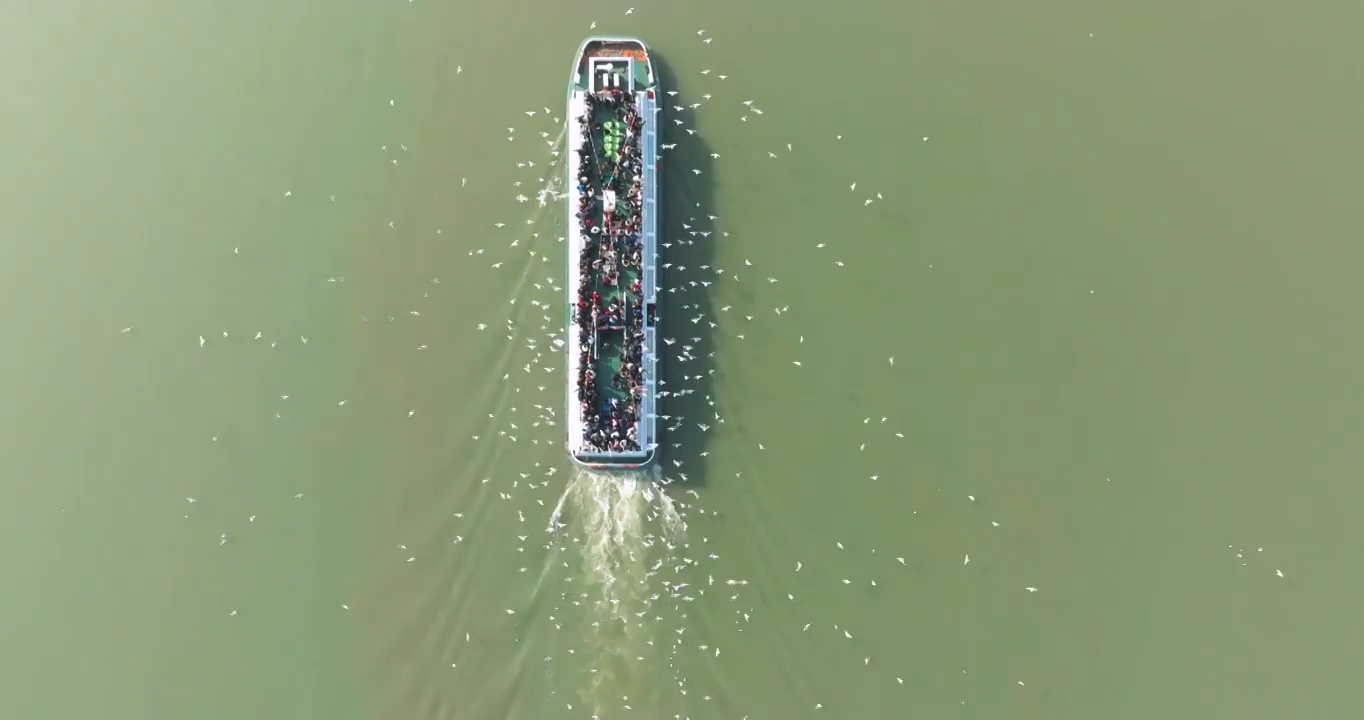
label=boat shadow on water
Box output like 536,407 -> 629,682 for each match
650,51 -> 718,489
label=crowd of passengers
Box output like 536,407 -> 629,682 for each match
572,88 -> 648,454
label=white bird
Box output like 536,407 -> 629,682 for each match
964,554 -> 971,565
198,335 -> 205,347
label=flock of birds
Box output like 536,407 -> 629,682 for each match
151,10 -> 1288,720
412,24 -> 961,715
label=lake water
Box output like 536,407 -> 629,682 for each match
3,1 -> 1363,718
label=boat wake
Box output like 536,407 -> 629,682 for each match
545,465 -> 689,711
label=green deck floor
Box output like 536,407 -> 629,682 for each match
582,97 -> 641,406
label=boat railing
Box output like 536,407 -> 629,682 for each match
585,121 -> 602,180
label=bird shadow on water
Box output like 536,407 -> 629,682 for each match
651,50 -> 719,490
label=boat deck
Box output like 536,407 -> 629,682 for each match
565,37 -> 659,468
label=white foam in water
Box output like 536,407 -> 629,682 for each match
546,465 -> 688,710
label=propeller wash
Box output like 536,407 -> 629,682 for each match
545,466 -> 691,709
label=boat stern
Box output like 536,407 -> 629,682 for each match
570,446 -> 657,471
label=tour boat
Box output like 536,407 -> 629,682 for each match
564,37 -> 659,469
